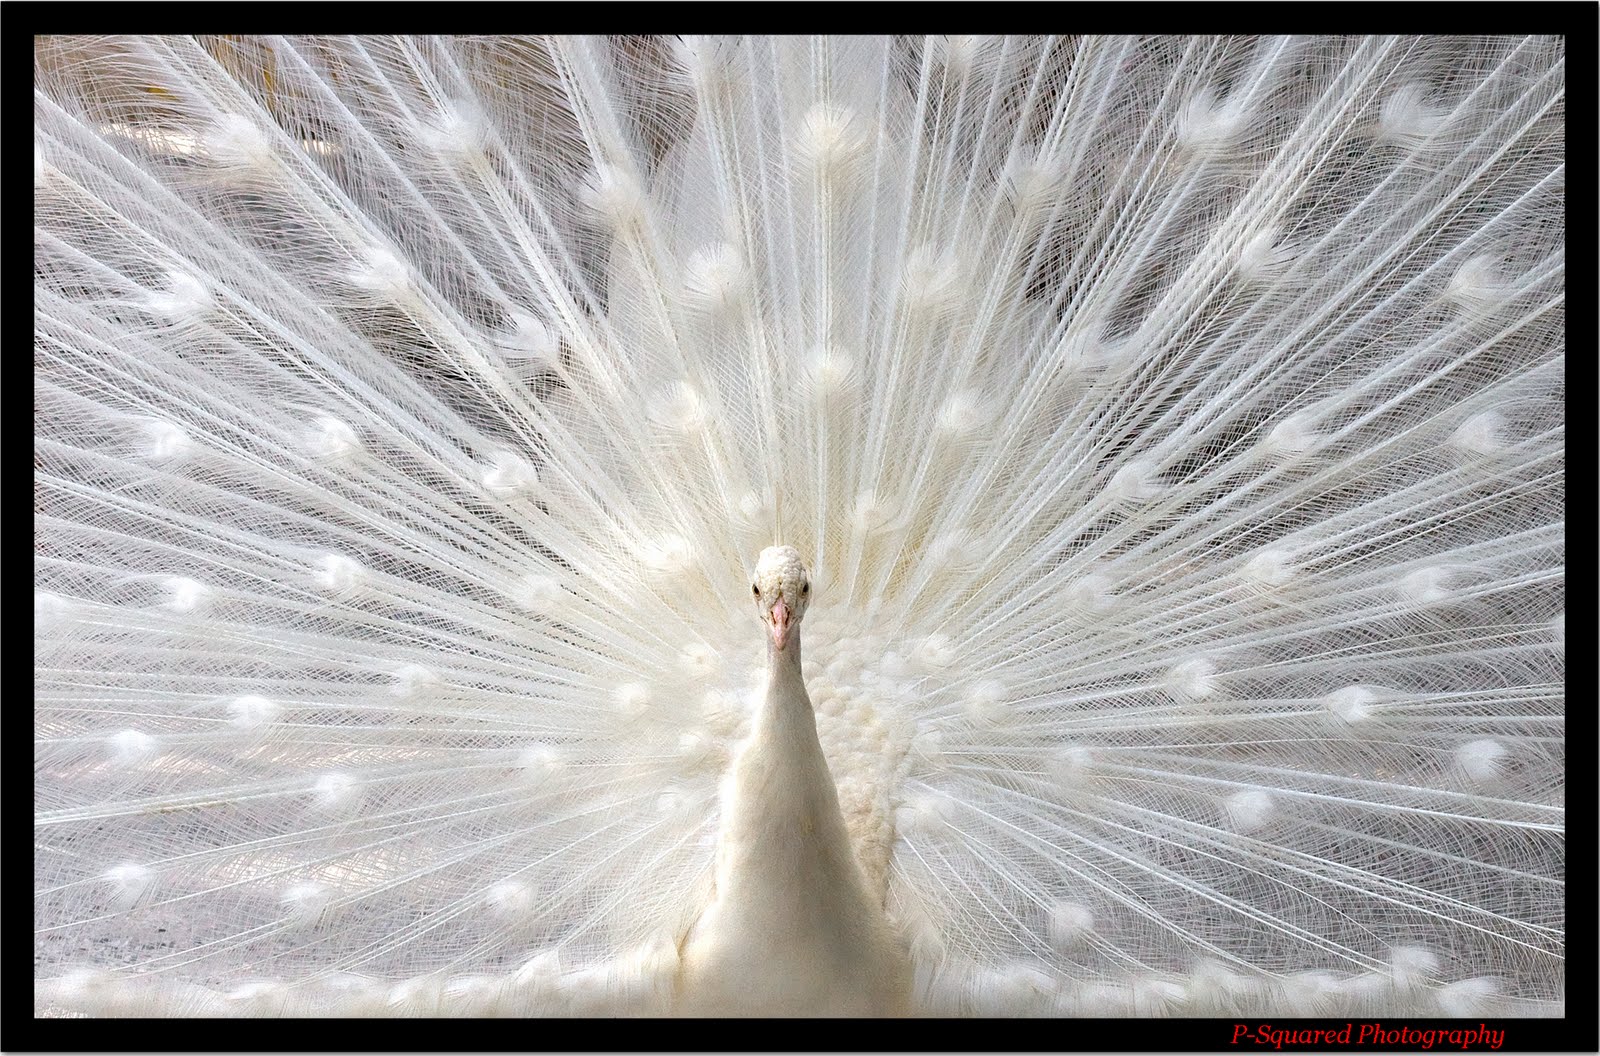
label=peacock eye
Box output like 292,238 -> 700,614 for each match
802,582 -> 810,594
752,583 -> 760,597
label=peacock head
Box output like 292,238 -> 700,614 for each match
751,545 -> 811,652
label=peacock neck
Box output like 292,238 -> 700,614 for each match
683,617 -> 910,1016
760,632 -> 810,728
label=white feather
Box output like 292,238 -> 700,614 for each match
34,34 -> 1563,1019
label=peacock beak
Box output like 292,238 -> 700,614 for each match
769,595 -> 791,650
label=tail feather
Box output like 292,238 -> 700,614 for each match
35,35 -> 1562,1015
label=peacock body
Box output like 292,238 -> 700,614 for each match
35,34 -> 1563,1017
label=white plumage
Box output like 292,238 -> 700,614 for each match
678,546 -> 909,1016
34,34 -> 1563,1017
